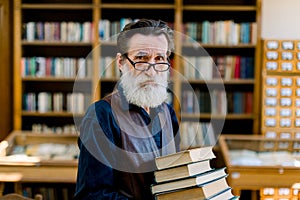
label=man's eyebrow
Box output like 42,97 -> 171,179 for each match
136,51 -> 148,56
131,51 -> 148,57
133,51 -> 166,57
156,52 -> 166,56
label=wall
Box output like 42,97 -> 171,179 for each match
261,0 -> 300,39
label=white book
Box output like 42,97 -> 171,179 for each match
26,22 -> 35,41
55,58 -> 64,77
77,58 -> 87,78
60,21 -> 68,42
38,92 -> 50,113
63,58 -> 70,77
75,93 -> 85,114
198,56 -> 213,80
82,21 -> 91,42
75,22 -> 81,42
53,93 -> 63,112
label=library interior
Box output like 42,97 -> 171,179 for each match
1,0 -> 300,199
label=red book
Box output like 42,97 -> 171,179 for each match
244,92 -> 253,114
233,56 -> 241,79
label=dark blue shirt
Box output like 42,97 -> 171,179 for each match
74,91 -> 180,200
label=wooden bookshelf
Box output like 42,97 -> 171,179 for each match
13,0 -> 262,133
0,0 -> 12,141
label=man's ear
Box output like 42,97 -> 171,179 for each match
116,53 -> 124,70
116,53 -> 124,76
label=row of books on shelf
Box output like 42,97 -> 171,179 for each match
100,18 -> 256,45
99,18 -> 133,41
21,57 -> 92,78
181,89 -> 253,114
152,146 -> 239,200
23,21 -> 93,42
179,122 -> 216,150
99,56 -> 120,78
184,20 -> 257,45
23,92 -> 90,114
20,55 -> 254,81
31,123 -> 78,135
22,19 -> 256,46
182,55 -> 254,80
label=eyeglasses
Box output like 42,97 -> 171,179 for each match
124,54 -> 170,72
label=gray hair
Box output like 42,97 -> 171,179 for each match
117,19 -> 175,56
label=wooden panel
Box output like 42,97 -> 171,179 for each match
0,0 -> 12,140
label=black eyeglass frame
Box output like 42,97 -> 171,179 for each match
123,54 -> 171,72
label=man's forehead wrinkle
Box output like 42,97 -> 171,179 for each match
127,34 -> 168,54
128,48 -> 167,56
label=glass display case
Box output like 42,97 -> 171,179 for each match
219,134 -> 300,195
0,130 -> 78,183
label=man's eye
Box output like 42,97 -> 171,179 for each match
135,56 -> 147,61
156,57 -> 165,61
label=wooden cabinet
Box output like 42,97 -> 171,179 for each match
0,131 -> 78,198
219,134 -> 300,199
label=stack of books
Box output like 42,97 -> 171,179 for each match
151,146 -> 239,200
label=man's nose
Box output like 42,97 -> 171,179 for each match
144,64 -> 157,76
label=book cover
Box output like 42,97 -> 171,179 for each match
208,187 -> 237,200
151,167 -> 227,194
154,159 -> 213,183
153,174 -> 229,200
155,146 -> 215,170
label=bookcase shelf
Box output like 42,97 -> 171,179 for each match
181,113 -> 254,120
101,3 -> 175,9
187,79 -> 255,84
22,4 -> 94,9
22,41 -> 93,46
22,77 -> 91,82
21,111 -> 83,117
182,5 -> 256,11
11,0 -> 262,198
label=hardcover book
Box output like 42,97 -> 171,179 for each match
154,159 -> 213,183
153,174 -> 231,199
155,146 -> 215,170
151,167 -> 227,194
155,186 -> 238,200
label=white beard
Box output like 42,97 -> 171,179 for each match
120,69 -> 169,108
